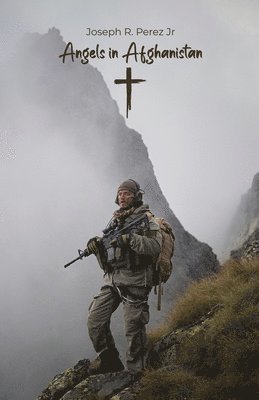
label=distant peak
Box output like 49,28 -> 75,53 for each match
47,27 -> 63,38
252,172 -> 259,192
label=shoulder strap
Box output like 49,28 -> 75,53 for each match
145,210 -> 154,220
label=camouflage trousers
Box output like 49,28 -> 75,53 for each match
87,285 -> 151,372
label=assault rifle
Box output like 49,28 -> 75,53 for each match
64,248 -> 90,268
64,213 -> 150,268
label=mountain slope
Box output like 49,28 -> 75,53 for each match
36,256 -> 259,400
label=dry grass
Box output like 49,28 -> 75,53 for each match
136,368 -> 204,400
151,257 -> 258,335
142,257 -> 259,400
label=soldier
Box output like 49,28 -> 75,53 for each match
86,179 -> 162,375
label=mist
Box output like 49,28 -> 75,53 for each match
0,42 -> 126,398
0,122 -> 101,399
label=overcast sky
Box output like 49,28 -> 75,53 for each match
1,0 -> 259,256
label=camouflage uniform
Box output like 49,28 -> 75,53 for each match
87,204 -> 162,373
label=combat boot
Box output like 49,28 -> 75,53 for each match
88,347 -> 124,375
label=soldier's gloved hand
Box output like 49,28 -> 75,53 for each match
86,236 -> 101,255
110,234 -> 131,248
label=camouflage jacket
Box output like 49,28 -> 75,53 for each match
103,204 -> 162,287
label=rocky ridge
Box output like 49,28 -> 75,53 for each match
226,172 -> 259,255
231,227 -> 259,260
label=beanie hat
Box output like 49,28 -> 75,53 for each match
117,179 -> 139,195
115,179 -> 144,204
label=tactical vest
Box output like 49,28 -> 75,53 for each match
101,216 -> 153,272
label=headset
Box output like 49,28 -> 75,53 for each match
128,179 -> 145,202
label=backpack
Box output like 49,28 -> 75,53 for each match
154,217 -> 175,284
147,215 -> 175,310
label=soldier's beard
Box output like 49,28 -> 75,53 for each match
120,198 -> 143,210
120,203 -> 134,210
119,197 -> 135,210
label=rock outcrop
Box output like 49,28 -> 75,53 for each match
226,172 -> 259,255
231,227 -> 259,260
36,366 -> 136,400
226,172 -> 259,260
146,304 -> 222,372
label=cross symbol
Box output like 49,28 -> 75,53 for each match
114,67 -> 146,118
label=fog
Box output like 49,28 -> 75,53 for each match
0,36 -> 132,396
0,104 -> 119,398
